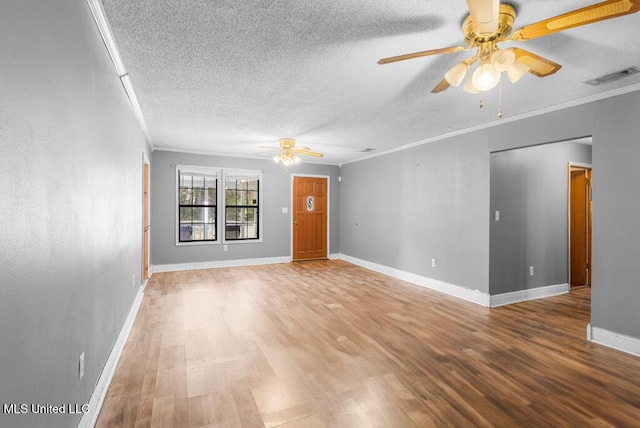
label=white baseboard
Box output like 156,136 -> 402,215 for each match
489,283 -> 569,307
588,324 -> 640,357
78,286 -> 145,428
153,256 -> 291,273
328,253 -> 341,260
340,254 -> 490,307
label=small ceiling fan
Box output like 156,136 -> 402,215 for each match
260,138 -> 323,165
378,0 -> 640,94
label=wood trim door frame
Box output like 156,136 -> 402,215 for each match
567,161 -> 592,288
290,174 -> 331,260
142,152 -> 151,284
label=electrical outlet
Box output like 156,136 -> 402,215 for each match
529,266 -> 534,276
79,352 -> 85,380
431,258 -> 436,268
495,211 -> 500,221
223,245 -> 228,252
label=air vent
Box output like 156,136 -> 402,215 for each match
585,67 -> 639,86
359,148 -> 375,153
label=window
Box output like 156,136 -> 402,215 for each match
175,166 -> 262,245
224,172 -> 261,241
177,168 -> 218,243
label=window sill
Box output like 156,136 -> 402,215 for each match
175,240 -> 220,247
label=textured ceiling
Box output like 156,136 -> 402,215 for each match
101,0 -> 640,164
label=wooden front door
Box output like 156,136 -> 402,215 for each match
570,168 -> 591,287
143,162 -> 150,280
293,176 -> 328,261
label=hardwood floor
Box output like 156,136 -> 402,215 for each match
96,260 -> 640,427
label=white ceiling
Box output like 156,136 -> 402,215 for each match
101,0 -> 640,164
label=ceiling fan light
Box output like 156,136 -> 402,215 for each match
506,60 -> 530,83
463,75 -> 479,94
472,62 -> 501,91
490,49 -> 515,72
444,61 -> 470,87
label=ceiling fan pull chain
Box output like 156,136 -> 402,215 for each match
497,79 -> 504,119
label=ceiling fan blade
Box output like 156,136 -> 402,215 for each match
431,79 -> 451,93
295,149 -> 324,157
258,145 -> 279,149
377,46 -> 467,65
511,0 -> 640,41
509,48 -> 562,77
466,0 -> 500,33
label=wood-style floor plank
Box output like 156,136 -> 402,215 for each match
96,261 -> 640,427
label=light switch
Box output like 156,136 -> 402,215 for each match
282,207 -> 288,214
495,210 -> 500,221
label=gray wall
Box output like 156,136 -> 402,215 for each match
340,89 -> 640,343
340,134 -> 491,293
489,142 -> 592,295
151,151 -> 340,266
592,92 -> 640,338
0,1 -> 150,427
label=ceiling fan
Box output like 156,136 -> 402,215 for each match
378,0 -> 640,94
261,138 -> 323,166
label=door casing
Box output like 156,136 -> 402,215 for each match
142,154 -> 151,282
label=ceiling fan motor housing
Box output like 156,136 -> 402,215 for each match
463,4 -> 516,47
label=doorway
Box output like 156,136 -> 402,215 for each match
569,164 -> 592,287
292,175 -> 328,261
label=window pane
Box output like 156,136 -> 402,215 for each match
193,176 -> 205,189
180,207 -> 192,223
244,209 -> 255,223
226,178 -> 237,190
205,224 -> 216,240
226,207 -> 238,222
225,225 -> 239,240
192,224 -> 204,240
205,207 -> 216,223
180,174 -> 192,188
206,188 -> 216,205
205,177 -> 216,189
179,188 -> 191,205
179,224 -> 193,241
234,190 -> 244,205
239,223 -> 258,239
193,188 -> 204,205
225,189 -> 237,205
192,207 -> 204,222
247,179 -> 258,191
247,190 -> 257,206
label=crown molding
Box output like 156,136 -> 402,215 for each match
342,84 -> 640,166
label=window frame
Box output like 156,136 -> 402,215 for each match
175,165 -> 221,246
222,169 -> 263,244
175,165 -> 263,246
